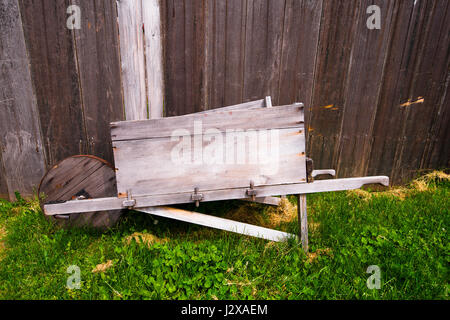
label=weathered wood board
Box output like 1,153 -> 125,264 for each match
44,176 -> 389,215
111,104 -> 306,202
0,0 -> 46,199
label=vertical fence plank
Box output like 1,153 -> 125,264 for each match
0,151 -> 9,199
19,0 -> 87,166
389,0 -> 438,183
71,0 -> 124,164
307,0 -> 360,172
427,73 -> 450,170
117,0 -> 147,120
224,0 -> 247,106
397,0 -> 450,182
142,0 -> 165,119
211,0 -> 227,108
164,0 -> 186,116
242,0 -> 269,102
367,0 -> 416,179
422,2 -> 450,171
367,0 -> 434,183
336,0 -> 396,178
278,0 -> 322,107
0,0 -> 46,200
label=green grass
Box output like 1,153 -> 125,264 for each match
0,175 -> 448,300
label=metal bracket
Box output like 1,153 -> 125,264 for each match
246,181 -> 257,201
191,187 -> 203,207
122,189 -> 136,208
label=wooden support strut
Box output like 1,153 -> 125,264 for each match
43,176 -> 389,216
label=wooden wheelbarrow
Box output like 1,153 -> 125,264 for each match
40,97 -> 389,252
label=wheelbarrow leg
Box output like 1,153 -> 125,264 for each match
297,194 -> 308,252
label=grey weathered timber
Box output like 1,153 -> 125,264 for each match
113,126 -> 306,197
139,206 -> 294,242
0,0 -> 46,199
111,103 -> 305,141
142,0 -> 165,119
117,0 -> 147,120
197,97 -> 282,207
71,0 -> 125,164
312,169 -> 336,178
193,99 -> 266,115
111,104 -> 307,200
43,176 -> 389,216
298,194 -> 308,252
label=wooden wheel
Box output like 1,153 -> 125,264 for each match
38,155 -> 123,229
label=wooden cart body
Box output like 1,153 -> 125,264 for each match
44,98 -> 389,250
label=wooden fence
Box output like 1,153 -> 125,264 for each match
0,0 -> 449,200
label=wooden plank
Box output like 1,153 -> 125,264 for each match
427,73 -> 450,170
117,0 -> 147,120
367,0 -> 435,183
164,0 -> 186,116
139,206 -> 294,242
18,0 -> 87,166
242,0 -> 269,102
0,151 -> 8,199
43,176 -> 390,215
223,0 -> 247,106
111,103 -> 305,141
0,0 -> 46,199
264,0 -> 286,104
307,0 -> 359,172
142,0 -> 165,119
336,0 -> 396,178
395,0 -> 450,182
72,0 -> 125,164
278,0 -> 323,108
113,127 -> 306,197
210,0 -> 227,109
298,194 -> 308,252
366,0 -> 417,179
422,3 -> 450,170
193,99 -> 266,115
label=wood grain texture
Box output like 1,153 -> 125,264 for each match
113,126 -> 306,197
111,104 -> 304,141
0,0 -> 46,199
307,0 -> 360,173
395,0 -> 450,183
336,0 -> 396,178
71,0 -> 125,164
367,0 -> 450,183
117,0 -> 147,120
0,151 -> 8,199
44,176 -> 389,215
39,155 -> 122,229
18,0 -> 87,166
298,194 -> 308,252
140,206 -> 295,242
142,0 -> 165,119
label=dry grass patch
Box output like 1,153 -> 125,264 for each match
92,260 -> 114,273
224,198 -> 297,229
348,171 -> 450,201
307,248 -> 333,263
125,232 -> 168,247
